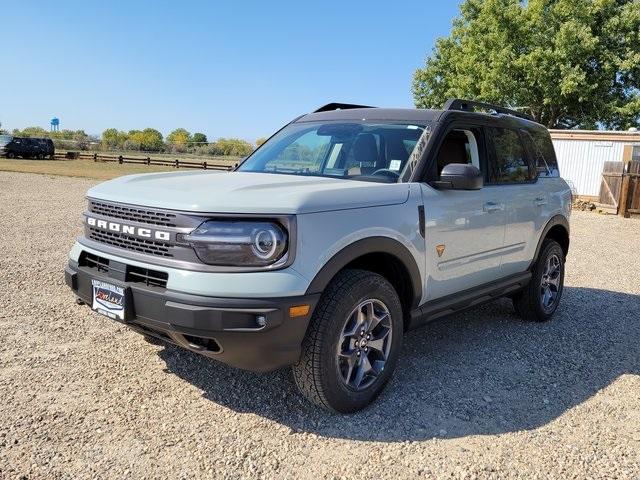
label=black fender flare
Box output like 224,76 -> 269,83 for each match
529,214 -> 570,269
305,236 -> 423,308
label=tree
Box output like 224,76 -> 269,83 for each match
191,132 -> 207,145
17,126 -> 48,137
215,138 -> 254,157
166,128 -> 191,146
412,0 -> 640,129
101,128 -> 129,150
129,128 -> 164,151
255,137 -> 268,147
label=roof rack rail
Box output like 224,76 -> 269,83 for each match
314,103 -> 375,113
443,98 -> 534,121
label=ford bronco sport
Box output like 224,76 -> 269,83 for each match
65,99 -> 571,412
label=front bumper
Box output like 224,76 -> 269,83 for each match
65,260 -> 320,372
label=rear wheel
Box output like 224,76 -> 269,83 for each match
513,239 -> 565,321
293,269 -> 403,413
6,152 -> 15,159
37,153 -> 45,160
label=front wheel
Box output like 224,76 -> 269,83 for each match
6,152 -> 15,159
513,239 -> 565,321
293,269 -> 403,413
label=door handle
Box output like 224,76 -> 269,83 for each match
483,201 -> 503,213
534,197 -> 547,206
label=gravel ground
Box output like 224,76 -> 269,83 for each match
0,171 -> 638,479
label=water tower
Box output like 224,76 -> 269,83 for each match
50,117 -> 60,132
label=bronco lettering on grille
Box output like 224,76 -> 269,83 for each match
86,216 -> 171,241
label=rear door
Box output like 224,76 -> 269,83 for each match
12,138 -> 26,157
485,126 -> 539,275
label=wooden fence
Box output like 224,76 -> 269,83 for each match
54,151 -> 236,171
598,161 -> 625,208
599,151 -> 640,217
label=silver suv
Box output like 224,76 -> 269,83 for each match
65,99 -> 571,412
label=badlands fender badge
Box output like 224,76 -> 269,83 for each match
436,244 -> 446,257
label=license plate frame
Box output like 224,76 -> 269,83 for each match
91,279 -> 128,321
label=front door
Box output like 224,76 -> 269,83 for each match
420,126 -> 506,301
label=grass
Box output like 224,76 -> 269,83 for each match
0,156 -> 239,180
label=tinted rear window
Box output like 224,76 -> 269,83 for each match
521,129 -> 559,177
487,127 -> 536,184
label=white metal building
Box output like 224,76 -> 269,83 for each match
550,130 -> 640,198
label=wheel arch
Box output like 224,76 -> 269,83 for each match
305,237 -> 422,327
530,215 -> 570,269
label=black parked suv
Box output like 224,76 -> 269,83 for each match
0,135 -> 55,159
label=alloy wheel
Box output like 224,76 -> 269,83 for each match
336,299 -> 393,391
540,254 -> 561,311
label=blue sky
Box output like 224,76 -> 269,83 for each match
0,1 -> 461,141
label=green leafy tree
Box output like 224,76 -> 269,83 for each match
413,0 -> 640,129
17,126 -> 48,137
167,128 -> 191,146
128,128 -> 163,151
255,137 -> 268,147
215,138 -> 254,157
191,132 -> 208,145
101,128 -> 129,150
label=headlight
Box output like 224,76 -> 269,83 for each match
182,220 -> 288,266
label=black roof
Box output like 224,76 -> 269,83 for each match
296,107 -> 443,124
295,99 -> 540,127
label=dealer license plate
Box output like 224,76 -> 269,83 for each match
91,279 -> 126,321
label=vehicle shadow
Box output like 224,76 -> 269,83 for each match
157,286 -> 639,441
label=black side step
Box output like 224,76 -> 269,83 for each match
408,272 -> 531,330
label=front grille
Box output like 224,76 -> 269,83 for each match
79,251 -> 168,289
89,200 -> 177,227
88,227 -> 173,257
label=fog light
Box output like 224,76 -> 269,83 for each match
256,315 -> 267,327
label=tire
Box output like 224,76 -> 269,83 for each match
6,152 -> 15,159
37,153 -> 44,160
513,239 -> 565,322
292,269 -> 403,413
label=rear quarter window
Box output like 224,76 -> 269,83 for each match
521,129 -> 559,177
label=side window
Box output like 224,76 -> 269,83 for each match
487,127 -> 534,184
521,129 -> 559,177
435,129 -> 482,177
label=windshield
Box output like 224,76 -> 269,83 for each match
0,135 -> 12,146
238,121 -> 428,182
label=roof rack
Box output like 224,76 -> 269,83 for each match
313,103 -> 375,113
443,98 -> 534,121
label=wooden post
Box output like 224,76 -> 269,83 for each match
175,159 -> 179,168
619,163 -> 631,218
93,153 -> 97,162
146,157 -> 150,165
118,155 -> 123,165
619,146 -> 634,218
203,161 -> 207,170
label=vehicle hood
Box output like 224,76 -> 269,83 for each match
87,171 -> 410,214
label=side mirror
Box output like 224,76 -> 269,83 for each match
433,163 -> 483,190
